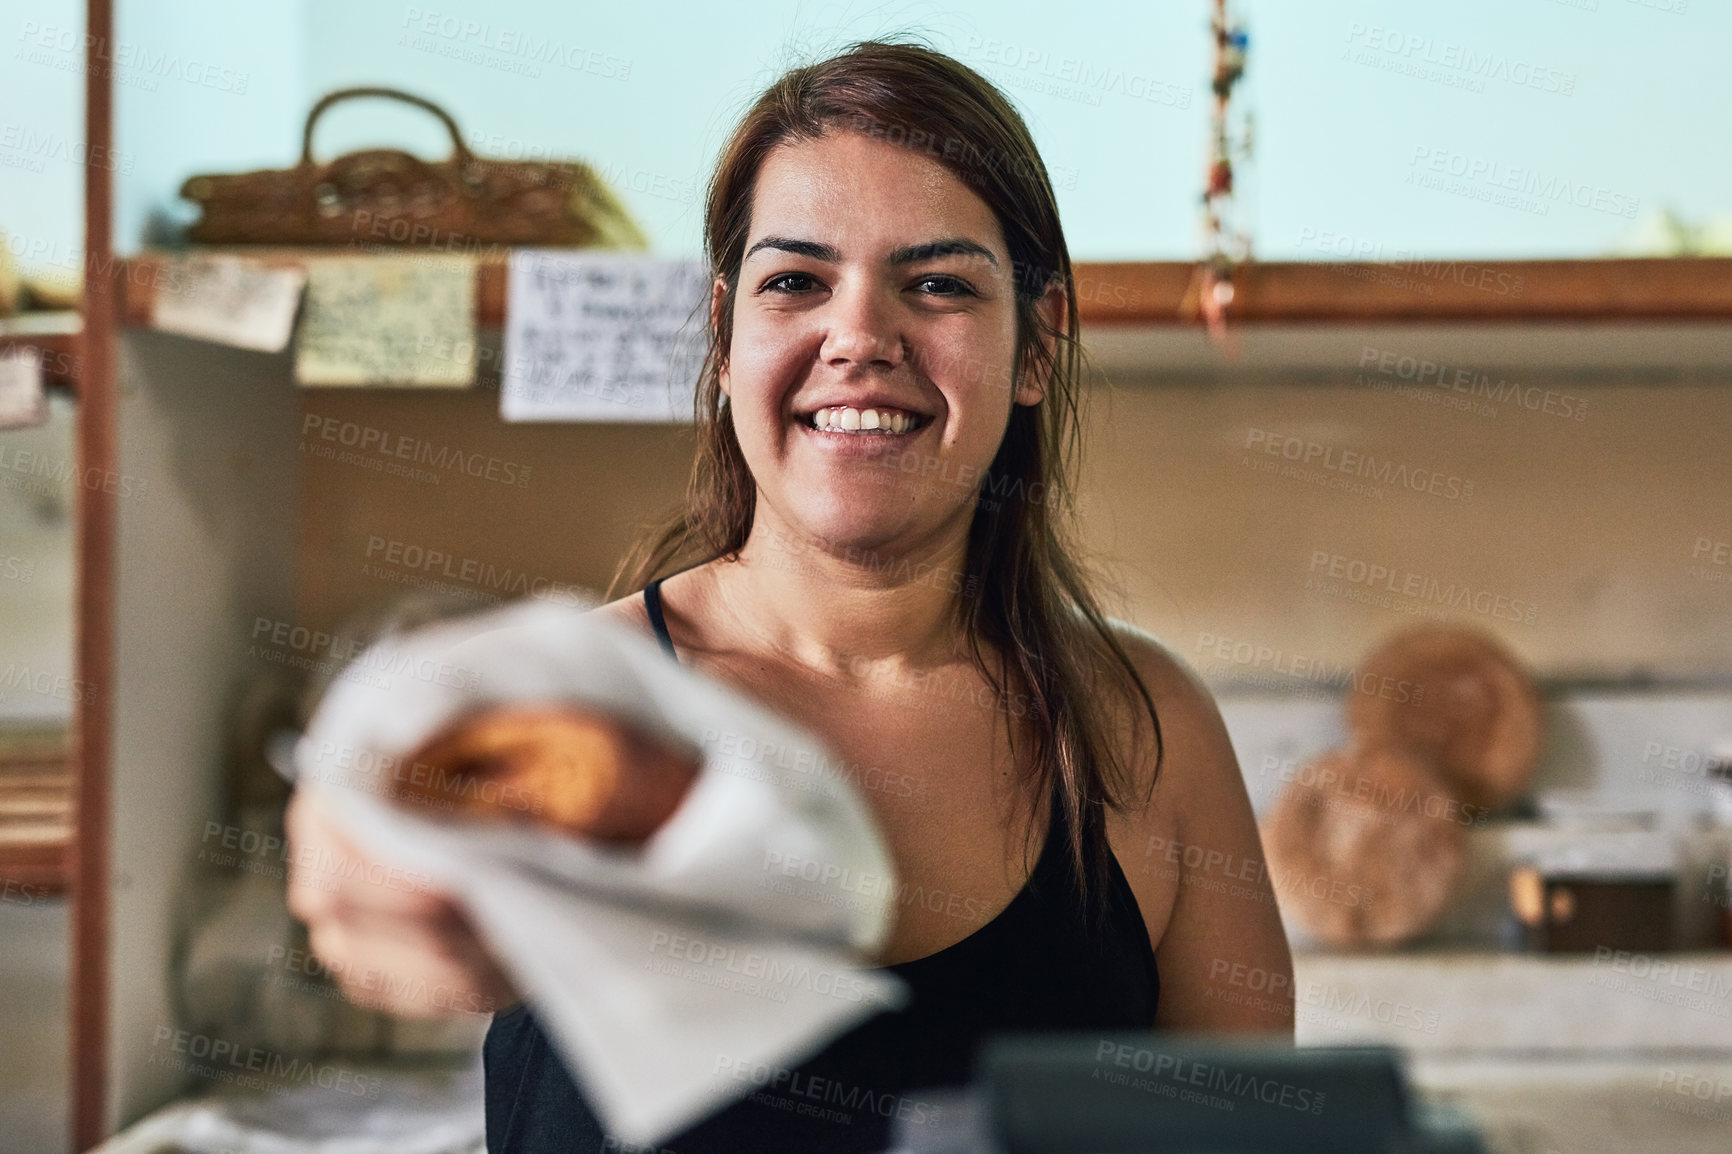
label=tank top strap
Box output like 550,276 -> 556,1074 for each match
642,577 -> 678,663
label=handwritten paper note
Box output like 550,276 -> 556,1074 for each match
294,255 -> 476,387
0,348 -> 47,429
502,251 -> 710,422
150,256 -> 307,352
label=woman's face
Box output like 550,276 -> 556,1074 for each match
720,129 -> 1053,561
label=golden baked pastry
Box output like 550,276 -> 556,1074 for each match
1347,625 -> 1542,813
389,705 -> 700,844
1261,744 -> 1466,948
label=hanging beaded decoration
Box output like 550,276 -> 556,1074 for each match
1190,0 -> 1252,347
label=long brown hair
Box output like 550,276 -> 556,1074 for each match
611,38 -> 1162,916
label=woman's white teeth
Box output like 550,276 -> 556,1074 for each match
810,406 -> 917,434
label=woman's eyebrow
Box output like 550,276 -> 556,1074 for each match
741,235 -> 1001,268
743,236 -> 840,263
887,238 -> 999,267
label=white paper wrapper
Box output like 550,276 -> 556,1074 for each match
293,596 -> 907,1146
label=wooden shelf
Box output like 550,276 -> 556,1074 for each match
119,249 -> 508,329
113,254 -> 1732,332
1075,257 -> 1732,325
0,750 -> 72,897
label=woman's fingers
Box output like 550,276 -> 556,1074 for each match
284,782 -> 519,1018
306,908 -> 507,1018
286,783 -> 447,916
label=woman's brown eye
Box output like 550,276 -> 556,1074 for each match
763,272 -> 818,293
914,275 -> 974,297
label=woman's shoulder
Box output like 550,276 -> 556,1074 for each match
1099,618 -> 1223,736
589,589 -> 653,633
1098,618 -> 1243,817
1102,619 -> 1206,701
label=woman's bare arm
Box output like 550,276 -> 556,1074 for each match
1106,626 -> 1295,1035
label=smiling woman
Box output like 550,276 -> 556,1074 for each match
545,38 -> 1284,1151
289,36 -> 1292,1154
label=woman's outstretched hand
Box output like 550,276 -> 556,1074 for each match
284,782 -> 521,1019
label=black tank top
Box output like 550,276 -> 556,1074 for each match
482,578 -> 1160,1153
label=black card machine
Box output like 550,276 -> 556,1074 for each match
888,1034 -> 1488,1154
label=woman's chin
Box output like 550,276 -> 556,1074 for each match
767,504 -> 929,563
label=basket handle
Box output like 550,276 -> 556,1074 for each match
299,86 -> 474,168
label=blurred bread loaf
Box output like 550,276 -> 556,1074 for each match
389,705 -> 700,844
1346,625 -> 1542,812
1262,744 -> 1466,948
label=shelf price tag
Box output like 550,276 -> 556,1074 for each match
0,348 -> 48,429
294,255 -> 476,387
502,251 -> 709,423
150,256 -> 306,353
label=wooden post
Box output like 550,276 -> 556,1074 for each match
72,0 -> 116,1147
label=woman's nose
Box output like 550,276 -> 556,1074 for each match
820,284 -> 905,369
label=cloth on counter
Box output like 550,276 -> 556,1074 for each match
87,1060 -> 485,1154
292,596 -> 907,1147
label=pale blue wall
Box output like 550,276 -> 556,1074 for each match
20,0 -> 1730,259
297,0 -> 1732,260
113,0 -> 308,253
2,0 -> 87,276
